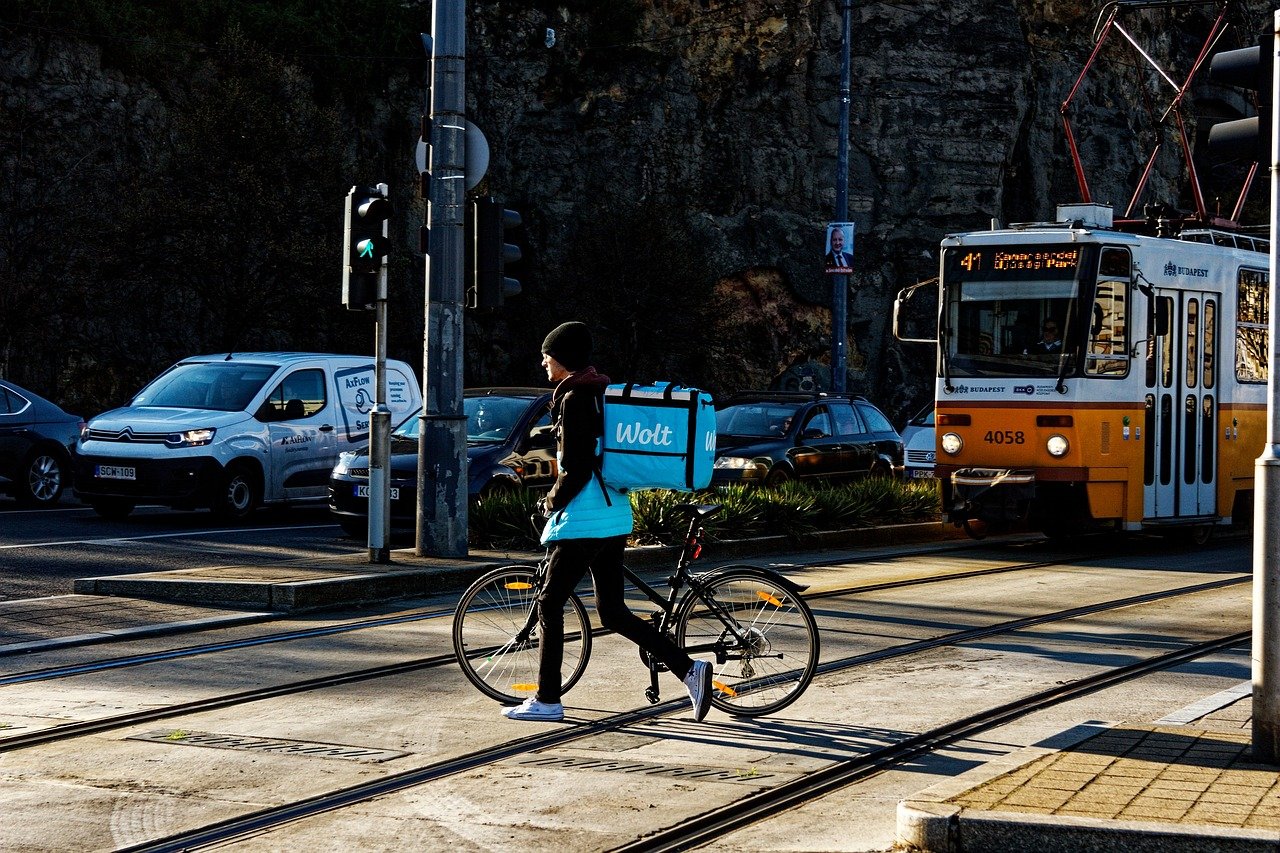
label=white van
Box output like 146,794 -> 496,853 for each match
75,353 -> 422,520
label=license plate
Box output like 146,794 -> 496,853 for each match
355,485 -> 400,500
910,469 -> 935,479
95,465 -> 136,481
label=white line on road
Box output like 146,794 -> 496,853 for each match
0,524 -> 334,550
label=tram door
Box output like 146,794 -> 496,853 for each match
1144,290 -> 1218,519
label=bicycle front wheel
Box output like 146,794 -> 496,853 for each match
675,566 -> 819,717
452,565 -> 593,705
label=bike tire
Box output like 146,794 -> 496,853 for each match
674,565 -> 819,717
452,565 -> 592,705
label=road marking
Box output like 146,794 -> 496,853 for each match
0,524 -> 334,550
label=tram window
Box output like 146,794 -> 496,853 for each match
1201,396 -> 1214,485
1159,297 -> 1174,389
1099,248 -> 1130,278
1087,279 -> 1128,376
1184,298 -> 1198,389
1203,299 -> 1216,390
1237,268 -> 1269,383
1184,394 -> 1197,485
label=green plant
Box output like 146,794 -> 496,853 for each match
467,479 -> 940,551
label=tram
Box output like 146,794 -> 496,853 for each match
916,202 -> 1269,540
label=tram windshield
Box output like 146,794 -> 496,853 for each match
941,245 -> 1083,378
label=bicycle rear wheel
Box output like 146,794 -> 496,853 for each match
452,565 -> 593,705
675,566 -> 819,716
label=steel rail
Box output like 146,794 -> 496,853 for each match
0,573 -> 1245,756
612,630 -> 1251,852
97,580 -> 1248,852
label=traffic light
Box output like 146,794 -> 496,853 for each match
342,184 -> 390,310
469,196 -> 522,310
1208,37 -> 1274,162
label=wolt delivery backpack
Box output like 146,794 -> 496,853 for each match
601,382 -> 716,492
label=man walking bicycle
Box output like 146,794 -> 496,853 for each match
501,321 -> 712,722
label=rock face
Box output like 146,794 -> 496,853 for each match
1,1 -> 1266,419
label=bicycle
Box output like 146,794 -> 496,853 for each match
452,502 -> 820,716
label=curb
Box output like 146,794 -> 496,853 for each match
71,520 -> 972,614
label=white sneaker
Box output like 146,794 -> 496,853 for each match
501,697 -> 564,721
684,659 -> 712,722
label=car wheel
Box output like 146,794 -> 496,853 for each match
765,467 -> 791,487
17,447 -> 66,507
212,463 -> 261,521
338,517 -> 366,539
479,479 -> 519,502
91,498 -> 135,520
868,460 -> 892,480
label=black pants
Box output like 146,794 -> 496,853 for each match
536,535 -> 693,704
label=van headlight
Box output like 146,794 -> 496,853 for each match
940,432 -> 964,455
165,427 -> 216,448
1046,434 -> 1069,457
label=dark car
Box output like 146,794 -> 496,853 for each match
712,392 -> 903,487
0,379 -> 85,507
329,387 -> 555,536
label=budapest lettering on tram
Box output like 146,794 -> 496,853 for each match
930,203 -> 1269,540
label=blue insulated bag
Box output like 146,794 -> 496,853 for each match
602,382 -> 716,492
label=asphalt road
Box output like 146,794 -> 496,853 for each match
0,497 -> 361,601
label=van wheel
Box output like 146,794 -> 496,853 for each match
91,498 -> 135,520
213,463 -> 261,521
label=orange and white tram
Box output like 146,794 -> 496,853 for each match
930,203 -> 1269,540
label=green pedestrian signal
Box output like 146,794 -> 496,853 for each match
342,184 -> 391,311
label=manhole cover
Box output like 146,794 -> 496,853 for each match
130,729 -> 408,763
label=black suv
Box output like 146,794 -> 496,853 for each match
712,392 -> 903,487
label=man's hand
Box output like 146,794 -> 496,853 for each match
536,497 -> 551,518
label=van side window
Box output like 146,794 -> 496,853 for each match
261,369 -> 327,421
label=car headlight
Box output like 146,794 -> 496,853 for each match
332,451 -> 358,475
714,456 -> 754,470
165,427 -> 216,448
940,432 -> 963,455
1046,434 -> 1069,457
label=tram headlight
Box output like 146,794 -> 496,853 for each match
1046,434 -> 1069,457
940,432 -> 963,456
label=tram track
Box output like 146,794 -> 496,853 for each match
0,568 -> 1246,853
115,598 -> 1251,852
0,569 -> 1246,756
2,537 -> 1221,688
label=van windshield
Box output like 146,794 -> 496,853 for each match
133,362 -> 278,411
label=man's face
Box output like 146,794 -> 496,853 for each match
542,352 -> 569,382
1042,323 -> 1059,342
830,230 -> 844,253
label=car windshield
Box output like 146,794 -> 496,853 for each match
716,402 -> 802,438
132,362 -> 277,411
910,405 -> 934,427
465,395 -> 532,443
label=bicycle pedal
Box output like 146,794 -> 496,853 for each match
645,687 -> 660,704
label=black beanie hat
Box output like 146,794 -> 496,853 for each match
541,321 -> 592,371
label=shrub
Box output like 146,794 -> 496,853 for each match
469,479 -> 940,550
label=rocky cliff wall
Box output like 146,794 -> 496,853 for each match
1,0 -> 1270,418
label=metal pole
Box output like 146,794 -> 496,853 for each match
417,0 -> 468,557
1253,9 -> 1280,763
369,231 -> 391,564
831,0 -> 852,393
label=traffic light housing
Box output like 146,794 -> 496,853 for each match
342,184 -> 390,310
1208,37 -> 1274,162
468,196 -> 522,310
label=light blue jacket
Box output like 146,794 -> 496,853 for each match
541,444 -> 633,544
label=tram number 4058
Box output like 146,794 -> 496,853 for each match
984,430 -> 1025,445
